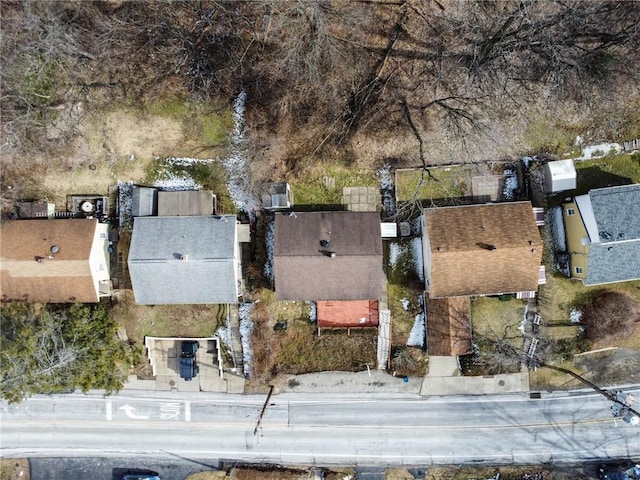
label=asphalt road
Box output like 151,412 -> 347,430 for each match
1,388 -> 639,467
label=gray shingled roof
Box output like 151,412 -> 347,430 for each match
128,216 -> 238,304
274,211 -> 383,301
584,184 -> 640,285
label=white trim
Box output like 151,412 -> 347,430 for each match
575,194 -> 599,243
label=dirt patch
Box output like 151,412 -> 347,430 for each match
0,459 -> 29,480
82,108 -> 185,162
36,108 -> 187,207
574,348 -> 640,387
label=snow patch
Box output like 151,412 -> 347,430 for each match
574,142 -> 623,160
519,304 -> 528,334
569,308 -> 582,323
548,206 -> 567,253
239,303 -> 255,376
407,313 -> 425,347
117,180 -> 134,229
223,90 -> 260,217
410,237 -> 424,282
388,239 -> 425,282
377,164 -> 396,218
502,168 -> 519,200
522,156 -> 537,168
154,172 -> 202,191
263,217 -> 275,282
215,324 -> 232,350
400,298 -> 411,311
307,301 -> 317,322
389,242 -> 402,269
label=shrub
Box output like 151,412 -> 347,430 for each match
581,291 -> 640,342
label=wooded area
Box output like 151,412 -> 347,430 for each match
1,0 -> 639,165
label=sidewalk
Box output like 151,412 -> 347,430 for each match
419,356 -> 530,396
277,370 -> 422,395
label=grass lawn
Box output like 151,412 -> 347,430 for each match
248,288 -> 377,385
291,162 -> 378,207
145,96 -> 234,149
395,166 -> 469,204
385,238 -> 425,345
533,274 -> 640,390
471,296 -> 526,343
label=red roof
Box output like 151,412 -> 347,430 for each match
317,300 -> 379,328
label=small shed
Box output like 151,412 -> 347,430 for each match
132,186 -> 158,217
16,201 -> 55,219
262,182 -> 293,211
544,160 -> 577,193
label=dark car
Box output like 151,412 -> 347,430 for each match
598,464 -> 640,480
179,341 -> 199,381
113,468 -> 161,480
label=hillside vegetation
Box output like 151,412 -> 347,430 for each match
2,0 -> 640,205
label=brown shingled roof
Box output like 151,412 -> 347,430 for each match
425,296 -> 472,356
1,219 -> 100,303
424,202 -> 542,298
274,211 -> 383,301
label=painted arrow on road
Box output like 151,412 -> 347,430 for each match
118,404 -> 150,420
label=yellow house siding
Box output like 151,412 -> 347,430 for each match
563,202 -> 588,280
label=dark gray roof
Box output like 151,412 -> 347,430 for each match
274,211 -> 383,301
586,242 -> 640,285
590,184 -> 640,243
128,216 -> 238,304
132,186 -> 158,217
584,184 -> 640,285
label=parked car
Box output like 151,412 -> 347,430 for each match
598,464 -> 640,480
179,341 -> 199,381
113,468 -> 161,480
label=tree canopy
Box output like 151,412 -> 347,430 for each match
0,303 -> 137,403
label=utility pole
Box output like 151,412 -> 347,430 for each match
254,385 -> 274,436
539,363 -> 639,423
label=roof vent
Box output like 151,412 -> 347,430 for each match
50,245 -> 59,254
320,239 -> 330,248
180,254 -> 189,261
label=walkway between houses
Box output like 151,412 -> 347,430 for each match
228,303 -> 244,375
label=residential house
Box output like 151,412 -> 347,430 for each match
563,183 -> 640,285
0,218 -> 112,303
421,202 -> 544,298
274,211 -> 384,301
127,215 -> 243,304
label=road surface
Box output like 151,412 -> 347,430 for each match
1,388 -> 639,466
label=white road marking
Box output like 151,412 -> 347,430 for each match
185,402 -> 191,422
106,400 -> 112,421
